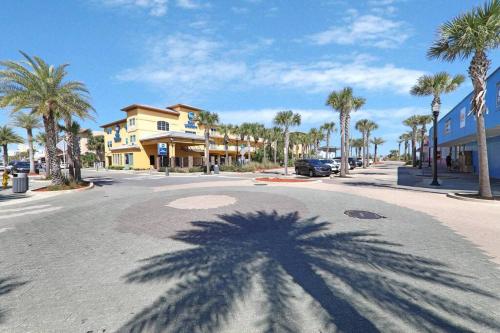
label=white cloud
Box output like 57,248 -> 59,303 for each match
231,6 -> 249,14
98,0 -> 169,16
116,34 -> 424,96
308,14 -> 410,48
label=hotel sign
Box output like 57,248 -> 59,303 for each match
185,111 -> 197,129
158,143 -> 168,156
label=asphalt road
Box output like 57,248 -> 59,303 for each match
0,170 -> 499,332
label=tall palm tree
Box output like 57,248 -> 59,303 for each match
399,133 -> 412,162
12,111 -> 41,174
308,128 -> 323,157
0,125 -> 24,168
273,111 -> 301,175
326,87 -> 365,177
371,137 -> 385,163
365,121 -> 378,167
320,122 -> 336,159
416,115 -> 433,169
428,0 -> 499,198
0,52 -> 93,185
217,124 -> 233,166
411,72 -> 465,182
250,123 -> 264,161
195,111 -> 219,174
403,115 -> 420,167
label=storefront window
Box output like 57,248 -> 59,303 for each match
157,121 -> 169,131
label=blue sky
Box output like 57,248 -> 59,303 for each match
1,0 -> 498,155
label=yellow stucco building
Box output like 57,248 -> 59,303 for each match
101,103 -> 259,169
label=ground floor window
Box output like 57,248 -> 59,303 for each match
125,153 -> 134,165
112,153 -> 122,165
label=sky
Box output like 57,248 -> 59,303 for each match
1,0 -> 499,155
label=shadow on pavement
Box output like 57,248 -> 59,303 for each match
0,192 -> 28,202
120,211 -> 499,332
83,176 -> 118,187
0,276 -> 27,324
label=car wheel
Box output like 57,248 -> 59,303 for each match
309,169 -> 314,177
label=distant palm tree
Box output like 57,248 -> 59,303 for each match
87,132 -> 105,163
428,0 -> 499,198
320,122 -> 336,159
355,119 -> 377,168
399,133 -> 412,162
403,115 -> 420,167
59,120 -> 83,180
371,137 -> 385,163
326,87 -> 365,177
351,138 -> 364,158
12,111 -> 42,174
195,111 -> 219,174
268,127 -> 281,164
410,72 -> 464,180
238,123 -> 253,162
0,125 -> 24,168
0,52 -> 93,185
250,123 -> 264,161
273,111 -> 301,175
308,128 -> 323,156
217,124 -> 233,165
416,115 -> 433,169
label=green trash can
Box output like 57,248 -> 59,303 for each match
13,173 -> 29,193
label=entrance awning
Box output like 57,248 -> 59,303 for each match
140,131 -> 205,145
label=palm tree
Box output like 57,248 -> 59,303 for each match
217,124 -> 233,165
34,132 -> 50,174
326,87 -> 365,177
428,0 -> 499,198
416,115 -> 433,169
0,125 -> 24,168
87,132 -> 105,164
371,137 -> 385,164
308,128 -> 323,157
320,122 -> 336,159
355,119 -> 378,168
269,127 -> 282,164
195,111 -> 219,174
365,121 -> 378,167
403,115 -> 420,167
12,111 -> 41,174
0,52 -> 93,185
250,123 -> 264,161
59,120 -> 83,180
411,72 -> 465,182
238,123 -> 253,162
273,111 -> 301,175
399,133 -> 412,162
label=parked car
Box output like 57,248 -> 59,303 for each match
356,158 -> 363,167
294,159 -> 331,177
319,159 -> 340,174
333,157 -> 356,170
10,161 -> 32,175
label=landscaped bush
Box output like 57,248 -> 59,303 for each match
108,166 -> 124,170
220,162 -> 281,172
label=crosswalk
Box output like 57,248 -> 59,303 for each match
0,203 -> 62,220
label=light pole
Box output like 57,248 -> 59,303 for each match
430,102 -> 440,186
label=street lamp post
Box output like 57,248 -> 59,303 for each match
430,103 -> 440,186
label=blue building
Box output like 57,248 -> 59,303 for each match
430,67 -> 500,179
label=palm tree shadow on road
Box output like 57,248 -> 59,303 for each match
0,276 -> 27,324
120,211 -> 499,333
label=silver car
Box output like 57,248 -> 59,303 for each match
319,159 -> 340,174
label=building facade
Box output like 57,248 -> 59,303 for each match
430,67 -> 500,178
101,104 -> 259,169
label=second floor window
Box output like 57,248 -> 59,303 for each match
157,121 -> 169,131
129,118 -> 136,127
107,141 -> 112,147
106,128 -> 112,135
130,135 -> 136,143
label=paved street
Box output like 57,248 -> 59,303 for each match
1,164 -> 499,332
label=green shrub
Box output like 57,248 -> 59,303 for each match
108,165 -> 124,170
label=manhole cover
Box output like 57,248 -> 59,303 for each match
344,210 -> 385,220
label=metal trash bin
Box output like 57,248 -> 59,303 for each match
213,164 -> 219,174
13,173 -> 29,193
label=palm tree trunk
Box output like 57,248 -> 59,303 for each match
419,128 -> 425,169
273,141 -> 277,164
73,135 -> 82,181
284,130 -> 289,175
374,144 -> 378,163
326,133 -> 330,159
469,51 -> 492,199
362,133 -> 367,169
247,138 -> 251,162
204,130 -> 210,174
27,128 -> 35,174
224,140 -> 229,166
235,139 -> 239,165
344,113 -> 350,174
412,130 -> 417,167
339,112 -> 346,177
2,144 -> 7,168
44,111 -> 64,185
64,118 -> 75,181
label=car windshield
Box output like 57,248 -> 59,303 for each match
308,160 -> 323,166
320,160 -> 334,164
17,162 -> 30,167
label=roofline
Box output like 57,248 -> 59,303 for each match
121,104 -> 180,115
438,66 -> 500,122
100,118 -> 127,128
167,103 -> 204,112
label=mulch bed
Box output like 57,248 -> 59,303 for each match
33,181 -> 90,192
255,177 -> 313,183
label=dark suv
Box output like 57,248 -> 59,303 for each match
9,161 -> 32,175
294,159 -> 331,177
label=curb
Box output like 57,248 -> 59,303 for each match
446,192 -> 500,204
33,182 -> 94,194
